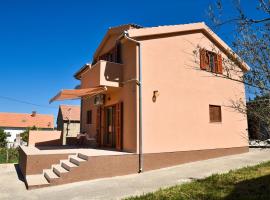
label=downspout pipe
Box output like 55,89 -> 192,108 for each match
122,31 -> 143,173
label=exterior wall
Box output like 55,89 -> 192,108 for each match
63,122 -> 80,137
80,61 -> 123,88
57,110 -> 80,145
23,146 -> 248,189
28,130 -> 62,146
139,32 -> 249,153
80,40 -> 138,152
81,97 -> 97,138
19,146 -> 74,177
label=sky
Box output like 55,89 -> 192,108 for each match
0,0 -> 261,125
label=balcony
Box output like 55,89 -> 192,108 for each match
80,60 -> 123,88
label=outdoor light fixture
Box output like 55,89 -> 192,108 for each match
152,90 -> 159,102
107,95 -> 111,101
94,94 -> 105,106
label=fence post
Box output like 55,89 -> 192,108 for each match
6,148 -> 9,163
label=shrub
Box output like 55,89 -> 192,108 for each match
0,147 -> 19,163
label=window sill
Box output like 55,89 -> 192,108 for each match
209,121 -> 222,124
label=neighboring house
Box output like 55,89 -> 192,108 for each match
0,111 -> 54,147
57,105 -> 80,145
47,22 -> 249,178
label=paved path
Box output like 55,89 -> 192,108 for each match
1,148 -> 270,200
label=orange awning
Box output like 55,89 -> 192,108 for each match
49,86 -> 107,103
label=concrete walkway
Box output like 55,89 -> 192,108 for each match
1,148 -> 270,200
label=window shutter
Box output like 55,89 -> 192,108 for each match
96,107 -> 101,146
209,105 -> 222,122
116,42 -> 121,63
217,54 -> 223,74
200,48 -> 207,70
115,102 -> 122,150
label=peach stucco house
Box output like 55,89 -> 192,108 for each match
20,22 -> 250,189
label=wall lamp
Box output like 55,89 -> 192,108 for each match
152,90 -> 159,102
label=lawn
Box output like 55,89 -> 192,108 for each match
125,161 -> 270,200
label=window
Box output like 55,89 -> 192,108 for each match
87,110 -> 92,124
94,43 -> 121,64
200,49 -> 223,74
209,105 -> 222,122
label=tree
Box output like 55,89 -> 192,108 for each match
206,0 -> 270,137
20,126 -> 38,143
0,128 -> 8,147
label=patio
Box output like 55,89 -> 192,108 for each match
19,145 -> 138,189
21,145 -> 132,156
2,149 -> 270,200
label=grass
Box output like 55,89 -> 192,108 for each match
0,148 -> 19,163
125,161 -> 270,200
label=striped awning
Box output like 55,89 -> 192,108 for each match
49,86 -> 107,103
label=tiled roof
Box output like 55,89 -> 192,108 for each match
0,112 -> 54,129
109,23 -> 143,30
59,105 -> 80,121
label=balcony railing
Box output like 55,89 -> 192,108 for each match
80,60 -> 123,88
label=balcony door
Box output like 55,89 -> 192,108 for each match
102,102 -> 122,150
104,106 -> 116,148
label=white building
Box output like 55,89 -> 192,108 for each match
0,111 -> 54,148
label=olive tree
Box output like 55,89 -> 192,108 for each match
205,0 -> 270,138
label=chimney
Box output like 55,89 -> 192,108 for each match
31,111 -> 37,117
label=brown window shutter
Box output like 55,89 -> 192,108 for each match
96,107 -> 101,146
209,105 -> 222,122
200,48 -> 207,70
115,102 -> 122,150
217,54 -> 223,74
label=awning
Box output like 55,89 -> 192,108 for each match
49,86 -> 107,103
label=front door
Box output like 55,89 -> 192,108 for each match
104,106 -> 116,148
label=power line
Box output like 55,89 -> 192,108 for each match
0,95 -> 57,109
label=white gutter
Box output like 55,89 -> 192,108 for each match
120,31 -> 143,173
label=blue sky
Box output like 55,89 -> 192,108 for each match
0,0 -> 259,125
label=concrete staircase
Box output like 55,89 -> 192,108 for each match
26,153 -> 88,189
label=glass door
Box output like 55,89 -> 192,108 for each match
103,106 -> 116,148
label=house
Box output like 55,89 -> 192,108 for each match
53,22 -> 249,155
0,111 -> 54,147
20,22 -> 250,189
57,105 -> 80,145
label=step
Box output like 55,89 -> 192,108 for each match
52,164 -> 69,177
70,155 -> 86,166
26,174 -> 49,189
61,160 -> 78,171
78,153 -> 89,161
44,169 -> 59,183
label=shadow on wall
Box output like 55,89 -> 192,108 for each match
14,164 -> 25,183
103,62 -> 123,83
34,139 -> 62,147
224,174 -> 270,200
35,144 -> 84,150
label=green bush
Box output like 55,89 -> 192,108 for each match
0,148 -> 19,163
0,128 -> 8,147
